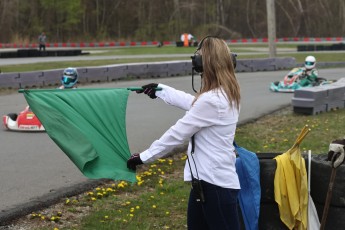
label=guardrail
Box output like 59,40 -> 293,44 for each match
0,57 -> 296,89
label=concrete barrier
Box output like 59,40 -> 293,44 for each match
292,78 -> 345,115
0,57 -> 296,89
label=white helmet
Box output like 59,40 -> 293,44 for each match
305,56 -> 316,69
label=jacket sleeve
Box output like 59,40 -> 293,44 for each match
140,93 -> 220,163
155,84 -> 194,111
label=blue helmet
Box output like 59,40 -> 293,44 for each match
61,67 -> 78,88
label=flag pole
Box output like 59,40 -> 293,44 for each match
19,87 -> 162,93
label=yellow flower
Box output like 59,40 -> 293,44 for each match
166,211 -> 170,215
136,206 -> 140,209
152,205 -> 157,208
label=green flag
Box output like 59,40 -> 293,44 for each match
22,88 -> 136,183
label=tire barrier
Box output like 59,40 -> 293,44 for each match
297,43 -> 345,52
0,49 -> 85,58
0,57 -> 296,89
310,154 -> 345,207
292,78 -> 345,115
256,152 -> 345,230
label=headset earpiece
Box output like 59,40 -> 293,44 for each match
191,36 -> 237,73
191,54 -> 203,73
191,35 -> 212,73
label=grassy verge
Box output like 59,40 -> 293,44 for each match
8,106 -> 345,230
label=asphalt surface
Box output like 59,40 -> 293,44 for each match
1,59 -> 345,224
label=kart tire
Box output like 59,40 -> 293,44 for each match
310,154 -> 345,207
7,113 -> 18,121
316,77 -> 327,82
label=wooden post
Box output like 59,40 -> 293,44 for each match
266,0 -> 277,58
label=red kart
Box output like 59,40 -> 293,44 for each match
2,106 -> 45,132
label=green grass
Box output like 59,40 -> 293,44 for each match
12,106 -> 345,229
0,57 -> 190,73
235,107 -> 345,154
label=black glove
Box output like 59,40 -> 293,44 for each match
136,83 -> 158,99
127,153 -> 143,171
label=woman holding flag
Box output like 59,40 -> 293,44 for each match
127,36 -> 241,230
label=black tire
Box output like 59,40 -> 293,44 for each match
7,113 -> 18,121
310,154 -> 345,207
259,203 -> 289,230
259,159 -> 277,203
314,201 -> 345,230
257,153 -> 281,203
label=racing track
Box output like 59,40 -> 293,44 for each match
1,66 -> 345,224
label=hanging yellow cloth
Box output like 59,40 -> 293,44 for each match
274,126 -> 310,230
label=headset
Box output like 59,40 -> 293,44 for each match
190,36 -> 237,92
191,36 -> 237,73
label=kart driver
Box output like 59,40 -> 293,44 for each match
299,56 -> 319,87
59,67 -> 79,89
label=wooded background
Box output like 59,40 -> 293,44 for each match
0,0 -> 344,43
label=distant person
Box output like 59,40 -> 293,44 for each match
59,67 -> 79,89
299,55 -> 319,86
38,32 -> 46,52
180,33 -> 194,47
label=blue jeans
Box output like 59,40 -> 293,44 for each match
187,180 -> 240,230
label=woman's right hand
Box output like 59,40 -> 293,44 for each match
136,83 -> 158,99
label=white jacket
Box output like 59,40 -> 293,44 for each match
140,84 -> 240,189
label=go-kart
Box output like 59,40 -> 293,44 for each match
269,67 -> 332,93
3,106 -> 45,131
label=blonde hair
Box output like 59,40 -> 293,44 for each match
194,37 -> 240,110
